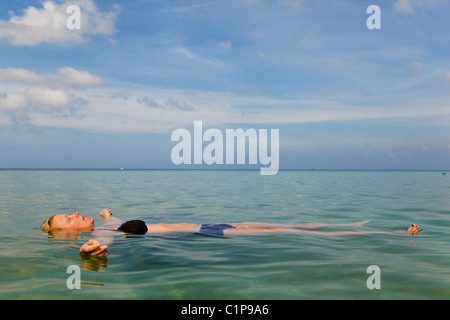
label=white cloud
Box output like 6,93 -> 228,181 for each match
0,0 -> 119,46
394,0 -> 446,15
395,0 -> 415,15
13,84 -> 450,134
444,71 -> 450,83
56,67 -> 103,87
277,0 -> 304,9
1,68 -> 449,133
410,61 -> 425,76
0,92 -> 27,111
26,88 -> 71,110
220,41 -> 232,51
0,67 -> 99,124
0,67 -> 103,88
175,47 -> 196,60
0,88 -> 71,112
174,47 -> 226,68
0,68 -> 41,84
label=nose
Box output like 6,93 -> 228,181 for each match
74,212 -> 79,218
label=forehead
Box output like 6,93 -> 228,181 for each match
52,214 -> 68,227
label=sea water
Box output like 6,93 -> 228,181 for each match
0,169 -> 449,299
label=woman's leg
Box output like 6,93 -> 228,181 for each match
225,227 -> 394,237
232,220 -> 370,230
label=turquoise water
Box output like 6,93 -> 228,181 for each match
0,169 -> 449,299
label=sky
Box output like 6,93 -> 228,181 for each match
0,0 -> 449,170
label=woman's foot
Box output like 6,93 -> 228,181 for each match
407,223 -> 420,235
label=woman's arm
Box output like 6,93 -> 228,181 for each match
79,208 -> 114,256
146,223 -> 199,233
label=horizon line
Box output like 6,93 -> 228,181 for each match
0,168 -> 447,172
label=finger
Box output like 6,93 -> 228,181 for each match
80,244 -> 93,254
80,243 -> 107,255
91,246 -> 108,256
80,240 -> 100,253
87,239 -> 100,248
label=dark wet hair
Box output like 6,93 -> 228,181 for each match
118,220 -> 148,234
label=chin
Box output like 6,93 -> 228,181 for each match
83,218 -> 95,229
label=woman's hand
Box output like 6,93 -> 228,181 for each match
80,239 -> 108,256
99,208 -> 113,221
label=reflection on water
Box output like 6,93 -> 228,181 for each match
79,254 -> 108,272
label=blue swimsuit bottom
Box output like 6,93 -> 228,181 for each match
195,224 -> 235,238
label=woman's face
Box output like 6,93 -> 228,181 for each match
51,212 -> 95,230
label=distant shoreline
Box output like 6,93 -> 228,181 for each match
0,168 -> 447,172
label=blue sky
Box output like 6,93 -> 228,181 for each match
0,0 -> 449,170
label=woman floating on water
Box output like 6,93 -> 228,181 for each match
40,208 -> 420,256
